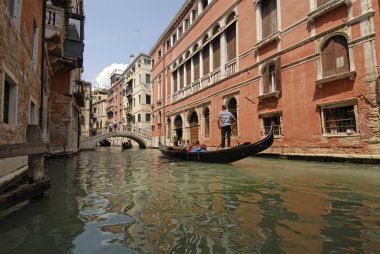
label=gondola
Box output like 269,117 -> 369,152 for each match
122,141 -> 133,149
159,124 -> 274,163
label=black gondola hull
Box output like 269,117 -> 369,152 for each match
159,126 -> 274,163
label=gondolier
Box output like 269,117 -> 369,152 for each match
218,105 -> 236,149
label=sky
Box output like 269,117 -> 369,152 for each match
83,0 -> 185,89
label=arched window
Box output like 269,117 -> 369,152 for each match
228,98 -> 238,137
193,52 -> 200,81
186,60 -> 191,86
226,21 -> 237,61
202,43 -> 210,75
321,35 -> 349,78
204,107 -> 210,138
172,69 -> 178,92
174,115 -> 183,141
212,35 -> 221,69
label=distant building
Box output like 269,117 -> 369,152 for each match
122,53 -> 152,132
107,70 -> 124,132
91,88 -> 108,134
80,81 -> 92,138
150,0 -> 380,158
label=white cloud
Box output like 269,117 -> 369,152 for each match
95,63 -> 128,88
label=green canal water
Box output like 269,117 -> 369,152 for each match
0,147 -> 380,254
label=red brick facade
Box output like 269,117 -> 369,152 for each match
150,0 -> 380,158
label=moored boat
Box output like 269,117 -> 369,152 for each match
159,124 -> 274,163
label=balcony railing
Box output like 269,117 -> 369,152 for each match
210,68 -> 221,83
170,64 -> 237,103
225,59 -> 237,77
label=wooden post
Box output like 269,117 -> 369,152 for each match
26,125 -> 44,183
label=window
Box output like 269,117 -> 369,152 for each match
2,74 -> 17,126
186,60 -> 191,86
263,114 -> 282,136
138,114 -> 141,122
261,0 -> 277,38
158,50 -> 162,59
321,35 -> 350,78
212,36 -> 221,69
146,113 -> 151,122
202,0 -> 208,9
178,27 -> 183,37
322,105 -> 357,134
139,95 -> 141,104
167,40 -> 171,49
192,9 -> 198,21
173,70 -> 178,92
67,18 -> 81,41
202,44 -> 210,75
179,66 -> 184,89
204,107 -> 210,138
146,74 -> 151,84
146,95 -> 151,104
262,58 -> 281,95
226,22 -> 237,61
193,52 -> 200,80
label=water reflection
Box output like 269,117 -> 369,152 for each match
0,148 -> 379,254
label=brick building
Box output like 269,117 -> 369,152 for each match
0,0 -> 45,182
46,0 -> 86,155
150,0 -> 380,158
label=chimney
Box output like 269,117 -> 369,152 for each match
130,54 -> 135,63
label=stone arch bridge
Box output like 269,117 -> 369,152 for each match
80,131 -> 152,150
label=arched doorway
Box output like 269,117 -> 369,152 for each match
174,115 -> 183,143
228,98 -> 238,136
189,111 -> 199,142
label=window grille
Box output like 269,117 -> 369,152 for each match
323,105 -> 356,134
263,115 -> 282,135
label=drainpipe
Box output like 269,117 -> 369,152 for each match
162,42 -> 166,146
39,0 -> 46,129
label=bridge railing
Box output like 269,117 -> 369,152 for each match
84,127 -> 152,139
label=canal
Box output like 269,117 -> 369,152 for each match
0,147 -> 380,254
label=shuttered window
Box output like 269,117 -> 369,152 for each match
262,57 -> 281,94
226,22 -> 237,62
262,0 -> 277,38
321,35 -> 349,78
193,53 -> 200,80
179,66 -> 184,89
186,60 -> 191,86
212,36 -> 221,69
203,44 -> 210,75
173,70 -> 178,92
